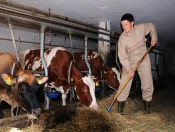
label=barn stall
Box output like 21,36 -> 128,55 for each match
0,0 -> 174,132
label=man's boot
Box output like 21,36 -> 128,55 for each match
117,101 -> 125,114
143,100 -> 151,114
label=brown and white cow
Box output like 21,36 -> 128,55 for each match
73,50 -> 120,90
20,47 -> 98,109
0,53 -> 48,118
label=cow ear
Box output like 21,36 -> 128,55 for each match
36,76 -> 48,85
1,73 -> 16,86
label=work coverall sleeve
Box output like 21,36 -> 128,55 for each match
143,23 -> 158,41
117,38 -> 131,73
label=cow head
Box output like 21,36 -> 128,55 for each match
73,74 -> 98,110
102,66 -> 120,90
1,71 -> 48,116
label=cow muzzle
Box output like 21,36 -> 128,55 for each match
32,108 -> 41,116
90,105 -> 98,110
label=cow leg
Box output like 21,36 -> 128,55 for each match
0,102 -> 4,119
53,85 -> 68,106
11,106 -> 19,116
44,92 -> 50,110
69,87 -> 75,103
62,94 -> 67,106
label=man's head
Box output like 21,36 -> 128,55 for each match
121,13 -> 134,22
121,13 -> 134,33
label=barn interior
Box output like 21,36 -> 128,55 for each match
0,0 -> 175,131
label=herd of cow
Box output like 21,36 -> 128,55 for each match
0,47 -> 120,119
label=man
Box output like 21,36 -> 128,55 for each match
116,13 -> 158,114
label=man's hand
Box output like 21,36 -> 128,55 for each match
151,40 -> 157,46
128,70 -> 135,78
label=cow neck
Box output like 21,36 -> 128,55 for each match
101,64 -> 106,80
70,63 -> 83,84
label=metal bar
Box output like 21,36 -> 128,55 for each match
0,13 -> 117,44
0,1 -> 119,38
40,24 -> 49,110
7,17 -> 19,61
84,36 -> 91,74
0,36 -> 96,50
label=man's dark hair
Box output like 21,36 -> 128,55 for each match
121,13 -> 134,22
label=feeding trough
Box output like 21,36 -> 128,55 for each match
46,88 -> 61,99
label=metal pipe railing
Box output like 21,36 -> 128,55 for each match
40,25 -> 50,110
0,12 -> 117,44
0,36 -> 96,50
0,1 -> 120,39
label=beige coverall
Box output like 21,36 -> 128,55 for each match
117,23 -> 158,102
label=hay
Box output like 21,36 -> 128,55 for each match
50,92 -> 175,132
0,125 -> 43,132
21,124 -> 42,132
52,107 -> 122,132
1,86 -> 175,131
43,93 -> 142,132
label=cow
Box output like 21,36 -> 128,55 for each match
20,47 -> 98,110
73,50 -> 120,90
0,53 -> 48,118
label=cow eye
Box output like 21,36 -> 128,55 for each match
18,82 -> 28,93
19,86 -> 26,93
82,87 -> 88,92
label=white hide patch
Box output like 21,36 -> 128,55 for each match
32,58 -> 41,70
49,83 -> 68,106
112,67 -> 121,83
80,51 -> 99,61
20,49 -> 31,69
49,82 -> 66,94
92,51 -> 100,58
81,74 -> 98,108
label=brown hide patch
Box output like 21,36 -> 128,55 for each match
0,53 -> 16,75
45,48 -> 51,55
73,50 -> 103,79
0,85 -> 18,108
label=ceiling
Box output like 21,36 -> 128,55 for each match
7,0 -> 175,50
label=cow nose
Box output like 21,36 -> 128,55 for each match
32,108 -> 41,115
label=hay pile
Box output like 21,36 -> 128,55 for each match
52,107 -> 122,132
46,92 -> 175,131
45,94 -> 144,132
